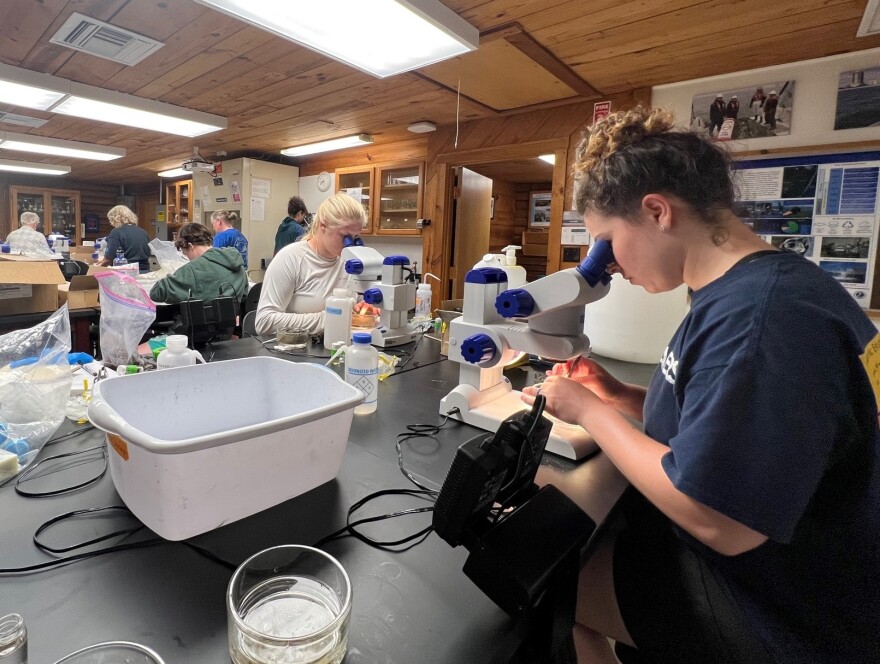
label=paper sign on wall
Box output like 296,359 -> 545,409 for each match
230,180 -> 241,203
593,101 -> 611,125
252,177 -> 271,199
251,197 -> 265,222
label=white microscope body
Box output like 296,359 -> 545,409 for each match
342,239 -> 417,348
439,240 -> 615,460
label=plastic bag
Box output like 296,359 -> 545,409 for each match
94,271 -> 156,366
0,305 -> 72,480
149,238 -> 187,273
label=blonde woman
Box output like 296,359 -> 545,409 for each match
210,209 -> 248,268
98,204 -> 151,272
255,193 -> 366,335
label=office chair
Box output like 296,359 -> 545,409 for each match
242,310 -> 257,337
243,282 -> 262,314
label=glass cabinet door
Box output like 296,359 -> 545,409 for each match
376,164 -> 422,233
51,194 -> 78,239
15,191 -> 46,230
336,167 -> 373,231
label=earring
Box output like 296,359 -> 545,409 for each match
659,225 -> 667,232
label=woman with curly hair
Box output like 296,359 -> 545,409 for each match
522,107 -> 880,663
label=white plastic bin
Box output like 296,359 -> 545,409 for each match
88,357 -> 364,540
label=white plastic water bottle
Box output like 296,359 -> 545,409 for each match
414,281 -> 432,322
324,288 -> 353,351
156,335 -> 204,369
345,332 -> 379,414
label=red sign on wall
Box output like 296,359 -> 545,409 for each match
593,101 -> 611,125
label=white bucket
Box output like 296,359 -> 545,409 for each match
88,357 -> 364,540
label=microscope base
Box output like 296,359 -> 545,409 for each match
440,387 -> 597,461
370,326 -> 418,348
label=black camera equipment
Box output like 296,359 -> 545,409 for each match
433,396 -> 595,664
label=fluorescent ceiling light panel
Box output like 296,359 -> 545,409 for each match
0,159 -> 70,175
0,131 -> 125,161
281,134 -> 373,157
539,154 -> 556,164
0,63 -> 226,137
158,167 -> 191,178
194,0 -> 479,78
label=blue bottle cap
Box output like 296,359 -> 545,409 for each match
352,332 -> 372,344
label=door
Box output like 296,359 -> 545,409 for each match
137,194 -> 160,239
450,167 -> 493,299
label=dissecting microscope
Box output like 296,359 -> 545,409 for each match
439,240 -> 615,460
341,237 -> 417,347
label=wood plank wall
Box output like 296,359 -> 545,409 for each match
515,182 -> 553,281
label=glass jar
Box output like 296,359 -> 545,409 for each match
0,613 -> 27,664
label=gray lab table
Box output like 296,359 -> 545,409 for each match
0,335 -> 655,664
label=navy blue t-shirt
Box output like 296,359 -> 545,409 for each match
213,228 -> 248,268
104,223 -> 151,272
643,251 -> 880,662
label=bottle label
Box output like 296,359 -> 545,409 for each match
347,367 -> 378,375
326,307 -> 342,315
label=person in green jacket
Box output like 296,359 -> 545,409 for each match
273,196 -> 309,254
150,222 -> 248,304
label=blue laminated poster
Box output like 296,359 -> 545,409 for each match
734,152 -> 880,308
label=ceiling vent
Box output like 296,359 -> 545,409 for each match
0,112 -> 48,128
50,13 -> 164,66
858,0 -> 880,36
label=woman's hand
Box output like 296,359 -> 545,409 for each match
521,375 -> 604,426
547,358 -> 626,405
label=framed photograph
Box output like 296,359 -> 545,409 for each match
84,213 -> 100,233
690,80 -> 794,141
835,67 -> 880,130
528,191 -> 551,228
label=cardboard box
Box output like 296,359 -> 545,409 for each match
522,231 -> 549,245
70,246 -> 100,263
522,243 -> 549,257
0,255 -> 65,315
58,275 -> 100,310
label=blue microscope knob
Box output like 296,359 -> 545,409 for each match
495,289 -> 535,318
345,259 -> 364,275
363,288 -> 383,305
460,333 -> 496,364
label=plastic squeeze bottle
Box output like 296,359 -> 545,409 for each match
414,281 -> 432,322
324,288 -> 353,350
345,332 -> 379,414
156,335 -> 204,369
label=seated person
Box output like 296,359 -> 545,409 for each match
98,205 -> 152,272
274,195 -> 309,254
256,193 -> 366,336
150,222 -> 248,304
5,211 -> 53,257
211,209 -> 249,268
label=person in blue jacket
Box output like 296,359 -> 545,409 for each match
274,196 -> 309,254
522,106 -> 880,664
210,209 -> 248,268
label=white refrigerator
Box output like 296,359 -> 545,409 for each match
193,157 -> 299,281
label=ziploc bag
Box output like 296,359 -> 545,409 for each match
94,271 -> 156,366
0,305 -> 72,480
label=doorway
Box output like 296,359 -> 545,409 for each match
447,150 -> 559,300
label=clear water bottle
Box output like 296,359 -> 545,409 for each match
0,613 -> 27,664
112,248 -> 128,267
324,288 -> 353,351
345,332 -> 379,415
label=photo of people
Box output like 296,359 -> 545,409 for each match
529,192 -> 552,228
834,66 -> 880,130
820,236 -> 871,259
736,199 -> 813,234
768,235 -> 814,257
819,260 -> 868,284
691,81 -> 794,140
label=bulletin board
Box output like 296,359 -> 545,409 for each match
734,150 -> 880,309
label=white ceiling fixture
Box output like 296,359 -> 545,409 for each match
0,63 -> 226,137
858,0 -> 880,36
281,134 -> 373,157
0,131 -> 125,161
0,159 -> 70,175
539,154 -> 556,164
408,120 -> 437,133
158,167 -> 192,178
0,112 -> 48,128
50,13 -> 164,66
193,0 -> 479,78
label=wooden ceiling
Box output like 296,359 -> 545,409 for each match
1,0 -> 879,185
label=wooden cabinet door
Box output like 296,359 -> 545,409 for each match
374,163 -> 423,235
335,166 -> 374,234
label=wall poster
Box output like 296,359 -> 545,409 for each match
734,151 -> 880,308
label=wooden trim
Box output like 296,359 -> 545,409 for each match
546,146 -> 569,274
408,72 -> 502,115
499,23 -> 603,99
733,140 -> 880,160
436,139 -> 568,168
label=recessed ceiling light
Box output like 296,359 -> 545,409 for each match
539,154 -> 556,164
281,134 -> 373,157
